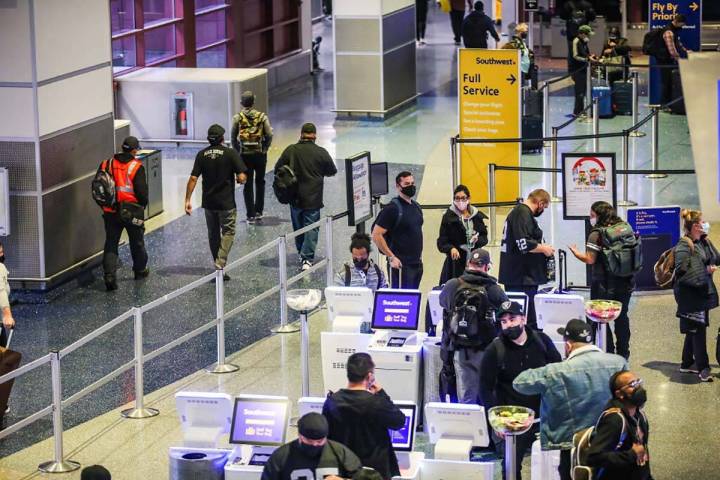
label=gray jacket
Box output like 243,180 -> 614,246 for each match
513,345 -> 628,450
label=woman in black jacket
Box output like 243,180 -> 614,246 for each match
436,184 -> 488,284
674,209 -> 720,382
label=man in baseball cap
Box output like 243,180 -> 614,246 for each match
262,412 -> 361,480
514,318 -> 628,480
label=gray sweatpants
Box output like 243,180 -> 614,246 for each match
453,347 -> 485,405
204,208 -> 237,268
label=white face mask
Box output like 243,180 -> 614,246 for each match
702,222 -> 711,235
589,217 -> 597,227
454,200 -> 469,211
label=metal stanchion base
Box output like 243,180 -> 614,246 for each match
38,460 -> 81,474
272,323 -> 301,334
207,363 -> 240,374
121,407 -> 160,419
645,173 -> 668,179
617,200 -> 638,207
629,131 -> 646,137
551,196 -> 563,203
543,141 -> 552,148
579,116 -> 593,123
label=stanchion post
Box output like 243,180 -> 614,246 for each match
208,269 -> 239,373
488,163 -> 499,247
595,323 -> 607,352
542,82 -> 551,147
580,64 -> 593,123
121,307 -> 159,419
592,97 -> 600,151
550,127 -> 561,202
646,107 -> 667,179
38,352 -> 80,474
273,236 -> 300,333
300,310 -> 310,397
629,71 -> 645,137
504,434 -> 518,480
618,133 -> 637,206
450,136 -> 459,189
325,215 -> 334,287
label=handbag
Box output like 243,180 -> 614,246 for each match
439,0 -> 451,13
118,202 -> 145,226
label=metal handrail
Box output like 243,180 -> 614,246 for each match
225,237 -> 283,272
141,271 -> 216,313
143,319 -> 219,364
62,359 -> 136,408
286,218 -> 324,239
59,310 -> 134,358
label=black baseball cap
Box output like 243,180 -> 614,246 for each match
467,248 -> 491,268
207,124 -> 225,140
121,136 -> 140,151
297,412 -> 328,440
497,301 -> 524,318
557,319 -> 594,343
81,465 -> 112,480
241,91 -> 255,107
301,122 -> 317,134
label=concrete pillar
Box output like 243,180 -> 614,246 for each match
0,0 -> 114,288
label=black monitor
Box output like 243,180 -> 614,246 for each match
371,162 -> 389,197
371,289 -> 422,331
229,396 -> 290,446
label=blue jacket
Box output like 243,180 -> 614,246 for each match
513,345 -> 628,450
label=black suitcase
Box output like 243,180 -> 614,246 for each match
522,115 -> 543,153
523,89 -> 543,118
669,69 -> 685,115
611,81 -> 633,116
0,329 -> 21,426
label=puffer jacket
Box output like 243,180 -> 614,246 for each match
673,236 -> 720,316
513,345 -> 628,450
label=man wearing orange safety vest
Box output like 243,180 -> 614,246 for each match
98,136 -> 149,291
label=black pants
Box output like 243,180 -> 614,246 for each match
494,423 -> 539,480
102,212 -> 147,280
558,449 -> 572,480
241,152 -> 267,218
591,277 -> 633,359
572,69 -> 588,115
416,1 -> 428,40
503,284 -> 539,330
682,314 -> 709,370
450,9 -> 464,43
658,60 -> 676,105
389,262 -> 423,289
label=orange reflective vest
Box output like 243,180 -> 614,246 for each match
101,157 -> 141,213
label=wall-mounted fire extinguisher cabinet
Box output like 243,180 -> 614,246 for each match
172,92 -> 194,139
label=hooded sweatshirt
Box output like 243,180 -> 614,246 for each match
322,389 -> 406,480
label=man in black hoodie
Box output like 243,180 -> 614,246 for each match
461,1 -> 499,49
323,353 -> 406,480
586,370 -> 653,480
439,248 -> 507,405
480,301 -> 561,480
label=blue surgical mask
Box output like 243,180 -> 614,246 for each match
702,222 -> 711,235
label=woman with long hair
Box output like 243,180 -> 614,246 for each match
569,201 -> 634,359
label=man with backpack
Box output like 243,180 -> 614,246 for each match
461,1 -> 500,49
371,171 -> 424,289
562,0 -> 596,72
93,136 -> 149,291
581,370 -> 653,480
480,301 -> 561,480
334,233 -> 387,292
231,91 -> 273,223
513,319 -> 628,480
439,249 -> 508,405
275,123 -> 337,271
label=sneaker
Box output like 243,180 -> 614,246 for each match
5,406 -> 9,414
247,216 -> 256,224
420,39 -> 426,45
699,368 -> 714,382
255,213 -> 263,221
134,268 -> 150,280
104,276 -> 118,291
300,260 -> 312,272
679,365 -> 699,374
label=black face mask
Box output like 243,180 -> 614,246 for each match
0,255 -> 4,264
520,33 -> 528,39
401,185 -> 416,198
298,441 -> 324,458
534,207 -> 544,218
626,387 -> 648,408
353,258 -> 369,269
502,325 -> 524,340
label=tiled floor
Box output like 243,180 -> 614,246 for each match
1,6 -> 713,480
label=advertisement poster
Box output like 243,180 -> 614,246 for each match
345,152 -> 373,227
562,153 -> 617,220
458,49 -> 521,202
230,398 -> 289,445
627,206 -> 681,290
171,92 -> 193,139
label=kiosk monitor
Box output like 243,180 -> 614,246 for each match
229,395 -> 290,446
371,162 -> 389,197
372,289 -> 422,331
390,402 -> 417,452
424,402 -> 490,447
324,286 -> 374,331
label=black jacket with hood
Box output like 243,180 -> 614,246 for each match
437,204 -> 488,284
322,388 -> 406,480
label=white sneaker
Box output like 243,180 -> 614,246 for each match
301,260 -> 312,272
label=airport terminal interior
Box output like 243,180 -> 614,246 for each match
1,0 -> 720,479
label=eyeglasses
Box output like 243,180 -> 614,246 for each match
454,196 -> 469,201
620,378 -> 643,390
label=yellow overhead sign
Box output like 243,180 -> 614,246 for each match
458,48 -> 521,202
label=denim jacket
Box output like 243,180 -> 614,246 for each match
513,345 -> 628,450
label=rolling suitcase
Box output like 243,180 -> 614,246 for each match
523,88 -> 543,118
522,115 -> 543,153
591,86 -> 614,118
0,329 -> 21,426
669,69 -> 685,115
611,81 -> 633,116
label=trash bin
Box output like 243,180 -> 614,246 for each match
169,449 -> 230,480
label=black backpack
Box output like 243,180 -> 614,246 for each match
91,159 -> 116,208
642,27 -> 668,57
598,222 -> 643,278
371,197 -> 408,250
272,152 -> 298,205
343,263 -> 383,289
448,280 -> 495,348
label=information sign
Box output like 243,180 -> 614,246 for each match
372,290 -> 422,330
627,206 -> 681,290
561,153 -> 617,220
458,49 -> 521,202
345,152 -> 373,227
525,0 -> 538,11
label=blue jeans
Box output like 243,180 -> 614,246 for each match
290,206 -> 320,261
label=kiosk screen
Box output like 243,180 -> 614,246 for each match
389,404 -> 417,451
229,396 -> 290,446
372,290 -> 421,330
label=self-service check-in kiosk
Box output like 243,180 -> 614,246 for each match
321,287 -> 374,393
421,402 -> 494,479
169,392 -> 234,480
368,289 -> 427,404
426,290 -> 443,336
224,395 -> 291,480
535,293 -> 585,358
